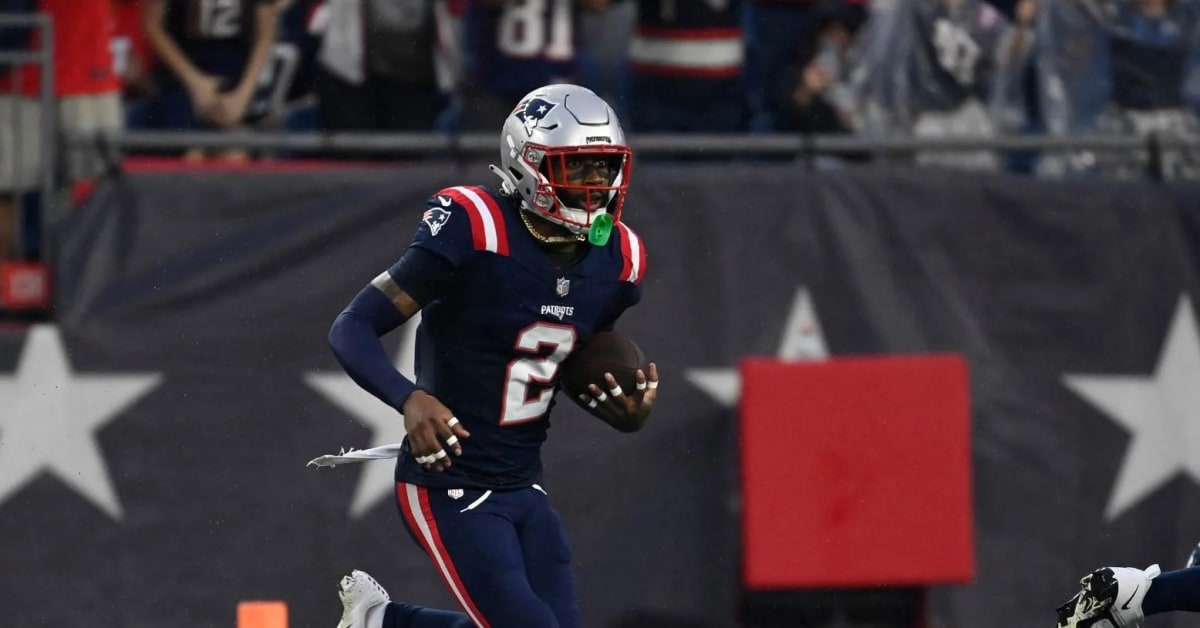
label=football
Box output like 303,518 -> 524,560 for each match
559,331 -> 646,399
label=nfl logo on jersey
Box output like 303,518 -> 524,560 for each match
556,277 -> 570,297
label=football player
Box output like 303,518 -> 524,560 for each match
325,83 -> 660,628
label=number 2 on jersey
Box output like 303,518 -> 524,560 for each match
500,322 -> 577,425
496,0 -> 573,61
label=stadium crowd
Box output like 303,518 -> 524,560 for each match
1,0 -> 1199,264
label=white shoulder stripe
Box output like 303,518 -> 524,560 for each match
452,185 -> 499,253
619,223 -> 642,284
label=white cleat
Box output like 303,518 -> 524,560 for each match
336,569 -> 390,628
1056,564 -> 1161,628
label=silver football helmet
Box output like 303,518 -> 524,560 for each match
489,84 -> 632,235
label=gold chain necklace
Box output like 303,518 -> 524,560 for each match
520,210 -> 585,244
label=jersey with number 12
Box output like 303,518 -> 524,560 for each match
466,0 -> 579,100
394,186 -> 646,490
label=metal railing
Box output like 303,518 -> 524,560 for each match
68,129 -> 1200,181
69,129 -> 1200,156
0,12 -> 55,261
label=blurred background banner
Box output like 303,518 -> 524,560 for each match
740,354 -> 974,590
3,163 -> 1200,628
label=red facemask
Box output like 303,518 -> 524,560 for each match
522,143 -> 633,230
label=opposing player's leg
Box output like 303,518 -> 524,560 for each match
1142,567 -> 1200,615
384,603 -> 474,628
520,487 -> 581,628
1057,563 -> 1200,628
396,483 -> 563,628
1057,565 -> 1160,628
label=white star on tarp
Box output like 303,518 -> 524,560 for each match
1063,295 -> 1200,521
685,287 -> 829,407
0,325 -> 162,519
305,314 -> 420,519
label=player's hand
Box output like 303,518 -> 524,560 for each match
401,390 -> 470,472
577,363 -> 659,432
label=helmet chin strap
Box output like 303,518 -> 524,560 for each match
489,164 -> 519,197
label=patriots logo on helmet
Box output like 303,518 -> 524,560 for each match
423,207 -> 451,236
515,97 -> 559,137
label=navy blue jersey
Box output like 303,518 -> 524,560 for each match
246,0 -> 319,121
464,0 -> 579,100
395,185 -> 646,490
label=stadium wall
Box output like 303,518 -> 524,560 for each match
3,163 -> 1199,628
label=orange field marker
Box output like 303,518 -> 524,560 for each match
237,600 -> 288,628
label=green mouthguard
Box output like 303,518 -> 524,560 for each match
588,213 -> 613,246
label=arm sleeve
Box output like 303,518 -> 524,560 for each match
326,240 -> 458,411
328,287 -> 417,410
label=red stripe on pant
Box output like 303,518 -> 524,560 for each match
396,483 -> 492,628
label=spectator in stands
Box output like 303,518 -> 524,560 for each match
578,0 -> 635,118
141,0 -> 282,161
626,0 -> 747,134
0,0 -> 34,262
1036,0 -> 1200,179
745,0 -> 843,131
1036,0 -> 1109,128
1103,0 -> 1200,178
0,0 -> 123,261
245,0 -> 321,133
457,0 -> 613,132
310,0 -> 452,138
113,0 -> 159,124
776,0 -> 868,137
851,0 -> 1036,170
910,0 -> 1036,169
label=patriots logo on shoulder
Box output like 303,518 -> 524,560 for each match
515,97 -> 559,137
423,207 -> 451,236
